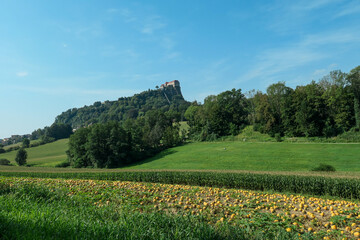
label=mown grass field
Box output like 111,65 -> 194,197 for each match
127,141 -> 360,172
0,139 -> 68,167
1,139 -> 360,173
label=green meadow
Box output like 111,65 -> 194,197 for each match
127,141 -> 360,172
1,138 -> 359,173
0,139 -> 68,167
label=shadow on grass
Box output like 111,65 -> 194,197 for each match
126,148 -> 178,168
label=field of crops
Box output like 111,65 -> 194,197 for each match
1,170 -> 359,200
1,176 -> 359,239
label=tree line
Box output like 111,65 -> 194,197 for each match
68,110 -> 183,168
185,66 -> 360,140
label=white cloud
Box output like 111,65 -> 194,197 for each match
140,16 -> 166,35
302,30 -> 360,46
118,8 -> 137,22
236,28 -> 360,85
165,52 -> 181,60
334,1 -> 360,18
100,46 -> 139,59
107,8 -> 118,13
10,85 -> 140,97
311,63 -> 339,79
288,0 -> 340,11
16,72 -> 28,77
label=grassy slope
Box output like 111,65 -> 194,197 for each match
0,139 -> 68,167
0,137 -> 359,173
127,141 -> 360,172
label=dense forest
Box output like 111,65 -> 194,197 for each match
185,66 -> 360,140
55,85 -> 190,129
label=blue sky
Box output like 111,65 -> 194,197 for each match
1,0 -> 360,139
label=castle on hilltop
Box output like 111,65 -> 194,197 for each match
160,80 -> 180,89
159,80 -> 183,103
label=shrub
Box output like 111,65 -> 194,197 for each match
55,161 -> 70,168
15,148 -> 27,166
312,164 -> 336,172
274,133 -> 282,142
0,158 -> 10,165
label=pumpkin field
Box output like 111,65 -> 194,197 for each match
1,173 -> 360,239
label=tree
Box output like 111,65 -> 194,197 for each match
320,70 -> 354,136
293,82 -> 326,137
266,82 -> 293,136
347,65 -> 360,129
15,148 -> 27,166
67,127 -> 91,168
0,144 -> 5,154
46,123 -> 73,140
22,138 -> 30,148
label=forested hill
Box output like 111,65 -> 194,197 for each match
55,85 -> 190,129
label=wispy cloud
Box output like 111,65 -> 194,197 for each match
107,8 -> 118,13
100,46 -> 139,59
55,22 -> 103,39
117,8 -> 137,22
237,28 -> 360,85
311,63 -> 338,79
302,30 -> 360,46
265,0 -> 342,34
141,16 -> 166,34
165,52 -> 181,60
334,1 -> 360,18
16,72 -> 28,77
288,0 -> 340,11
9,85 -> 140,97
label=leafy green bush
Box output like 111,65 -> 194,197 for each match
275,133 -> 282,142
55,161 -> 70,168
0,158 -> 10,165
312,164 -> 336,172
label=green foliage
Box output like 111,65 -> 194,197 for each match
45,123 -> 73,140
0,159 -> 10,165
55,87 -> 189,130
347,65 -> 360,129
22,138 -> 30,148
274,133 -> 282,142
336,128 -> 360,142
68,111 -> 183,168
54,161 -> 70,168
312,164 -> 336,172
250,72 -> 356,139
15,148 -> 27,166
186,89 -> 249,140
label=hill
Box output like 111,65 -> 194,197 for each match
55,82 -> 190,129
2,138 -> 360,174
0,139 -> 68,167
